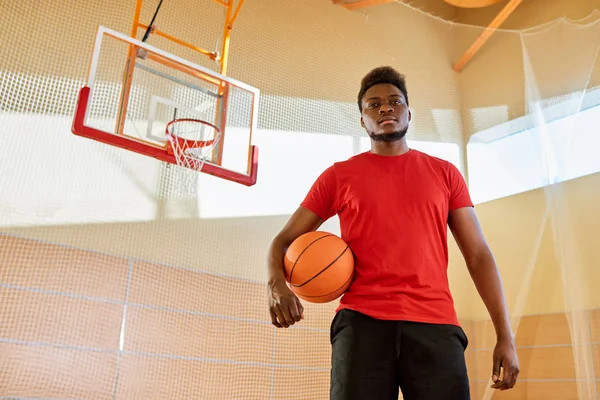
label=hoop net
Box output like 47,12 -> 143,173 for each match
165,118 -> 221,172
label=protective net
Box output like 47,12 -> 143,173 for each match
1,0 -> 599,398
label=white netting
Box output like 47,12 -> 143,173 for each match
1,0 -> 599,398
166,118 -> 221,171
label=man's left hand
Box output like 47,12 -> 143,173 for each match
490,337 -> 520,390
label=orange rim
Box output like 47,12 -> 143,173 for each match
165,118 -> 220,153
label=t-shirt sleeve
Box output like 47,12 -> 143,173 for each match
447,162 -> 473,211
300,165 -> 338,221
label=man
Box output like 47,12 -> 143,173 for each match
267,66 -> 519,400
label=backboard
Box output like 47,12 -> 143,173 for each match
72,25 -> 259,186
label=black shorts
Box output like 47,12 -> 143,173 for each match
330,309 -> 471,400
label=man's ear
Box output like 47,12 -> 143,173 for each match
360,117 -> 365,128
408,110 -> 412,122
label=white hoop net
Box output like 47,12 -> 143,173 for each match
165,118 -> 221,172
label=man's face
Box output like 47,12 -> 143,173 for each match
360,83 -> 411,142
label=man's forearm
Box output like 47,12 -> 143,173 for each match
468,251 -> 513,341
267,236 -> 288,285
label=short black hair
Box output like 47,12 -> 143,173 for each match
357,66 -> 409,112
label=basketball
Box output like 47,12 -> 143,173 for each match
283,231 -> 355,303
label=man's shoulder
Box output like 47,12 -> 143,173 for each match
411,149 -> 462,177
313,153 -> 367,184
410,150 -> 468,191
329,152 -> 369,170
411,149 -> 450,167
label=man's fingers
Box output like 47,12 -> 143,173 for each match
504,365 -> 519,389
490,378 -> 504,389
268,291 -> 305,329
490,355 -> 503,389
280,301 -> 297,326
288,299 -> 303,322
273,307 -> 289,328
269,309 -> 283,328
491,355 -> 501,383
296,297 -> 305,320
491,360 -> 519,390
501,369 -> 514,390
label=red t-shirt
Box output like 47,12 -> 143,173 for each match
300,149 -> 473,326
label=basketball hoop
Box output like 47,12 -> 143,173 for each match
165,118 -> 221,172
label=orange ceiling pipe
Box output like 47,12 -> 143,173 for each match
331,0 -> 522,73
452,0 -> 523,72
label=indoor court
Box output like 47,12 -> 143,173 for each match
1,0 -> 600,399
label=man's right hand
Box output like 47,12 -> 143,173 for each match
268,279 -> 304,328
266,207 -> 322,328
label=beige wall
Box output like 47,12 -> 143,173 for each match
2,229 -> 599,399
448,171 -> 600,320
0,234 -> 337,399
468,311 -> 600,399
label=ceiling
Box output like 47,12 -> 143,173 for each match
331,0 -> 600,71
332,0 -> 519,72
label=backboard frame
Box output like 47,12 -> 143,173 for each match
72,25 -> 259,186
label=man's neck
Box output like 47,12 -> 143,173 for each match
370,138 -> 410,156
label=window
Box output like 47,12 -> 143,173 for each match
467,97 -> 600,204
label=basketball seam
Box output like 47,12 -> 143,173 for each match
292,245 -> 351,288
295,269 -> 355,298
288,233 -> 334,283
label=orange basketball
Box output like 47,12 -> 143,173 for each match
283,231 -> 355,303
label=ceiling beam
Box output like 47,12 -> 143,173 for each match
452,0 -> 523,73
333,0 -> 396,11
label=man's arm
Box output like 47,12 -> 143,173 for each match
267,206 -> 324,328
448,206 -> 520,390
448,206 -> 512,339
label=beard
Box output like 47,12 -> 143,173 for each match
367,126 -> 408,142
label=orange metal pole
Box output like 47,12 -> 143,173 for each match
138,24 -> 219,60
219,0 -> 234,77
116,0 -> 145,136
212,0 -> 236,166
129,0 -> 144,38
145,53 -> 223,87
452,0 -> 523,72
230,0 -> 246,28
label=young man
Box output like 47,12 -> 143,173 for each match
267,66 -> 520,400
